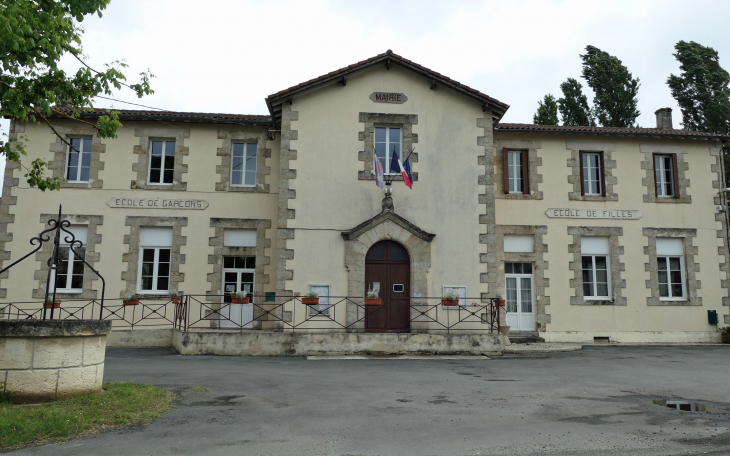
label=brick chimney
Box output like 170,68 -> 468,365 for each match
655,108 -> 673,130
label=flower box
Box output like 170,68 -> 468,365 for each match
44,302 -> 61,309
441,299 -> 459,306
301,297 -> 319,305
123,299 -> 140,306
171,297 -> 180,303
364,298 -> 382,306
231,297 -> 250,304
498,299 -> 506,307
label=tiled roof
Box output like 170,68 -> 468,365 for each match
495,123 -> 730,140
49,106 -> 272,124
266,50 -> 509,126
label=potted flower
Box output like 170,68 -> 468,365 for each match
301,290 -> 319,305
169,291 -> 183,303
441,291 -> 459,306
44,297 -> 61,308
123,293 -> 139,306
496,291 -> 505,307
364,289 -> 382,306
231,291 -> 250,304
721,326 -> 730,344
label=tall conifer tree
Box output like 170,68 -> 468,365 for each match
557,78 -> 595,126
581,45 -> 640,127
533,94 -> 560,125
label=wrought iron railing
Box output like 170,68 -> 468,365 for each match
1,295 -> 501,334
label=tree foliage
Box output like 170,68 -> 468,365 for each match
557,78 -> 595,127
580,45 -> 640,128
667,40 -> 730,135
533,94 -> 560,126
0,0 -> 153,191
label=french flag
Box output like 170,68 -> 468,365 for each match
390,148 -> 412,189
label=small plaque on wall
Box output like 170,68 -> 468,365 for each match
370,92 -> 408,104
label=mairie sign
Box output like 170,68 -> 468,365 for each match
545,208 -> 641,220
370,92 -> 407,104
107,197 -> 208,210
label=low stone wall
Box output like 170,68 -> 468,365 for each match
107,328 -> 173,347
0,320 -> 112,403
172,330 -> 503,356
541,331 -> 723,344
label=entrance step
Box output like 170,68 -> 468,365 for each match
508,331 -> 544,344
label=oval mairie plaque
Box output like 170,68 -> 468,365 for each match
370,92 -> 407,104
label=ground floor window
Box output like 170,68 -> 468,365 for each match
138,227 -> 173,293
581,237 -> 610,300
656,238 -> 685,299
308,285 -> 330,316
223,256 -> 255,300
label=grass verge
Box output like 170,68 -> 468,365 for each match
0,382 -> 174,450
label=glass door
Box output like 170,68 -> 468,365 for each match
505,262 -> 535,331
221,257 -> 255,329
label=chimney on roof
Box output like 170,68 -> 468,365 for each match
655,108 -> 673,130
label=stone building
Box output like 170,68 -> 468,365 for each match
2,50 -> 729,343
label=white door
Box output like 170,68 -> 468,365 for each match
505,262 -> 535,331
221,257 -> 255,329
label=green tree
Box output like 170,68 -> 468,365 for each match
0,0 -> 153,191
667,40 -> 730,134
557,78 -> 595,126
580,45 -> 640,127
533,94 -> 560,125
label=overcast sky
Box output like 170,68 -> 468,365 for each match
3,0 -> 730,187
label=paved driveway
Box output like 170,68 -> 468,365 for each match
11,346 -> 730,456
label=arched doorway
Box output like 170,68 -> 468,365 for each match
365,240 -> 410,332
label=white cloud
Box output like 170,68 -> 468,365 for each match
3,0 -> 730,189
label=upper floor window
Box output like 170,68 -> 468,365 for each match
654,154 -> 678,198
503,149 -> 528,194
656,238 -> 685,299
231,143 -> 257,187
149,140 -> 175,185
580,152 -> 604,196
66,137 -> 92,183
53,225 -> 87,293
581,237 -> 610,300
374,126 -> 401,174
138,227 -> 172,293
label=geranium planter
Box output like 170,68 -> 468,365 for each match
441,299 -> 459,306
301,298 -> 319,305
498,299 -> 506,307
43,302 -> 60,309
231,297 -> 250,304
122,299 -> 139,306
171,297 -> 180,303
364,299 -> 382,306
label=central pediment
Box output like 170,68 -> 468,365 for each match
341,199 -> 435,243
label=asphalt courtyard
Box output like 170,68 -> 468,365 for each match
10,346 -> 730,456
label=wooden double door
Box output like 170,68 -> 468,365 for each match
364,240 -> 411,332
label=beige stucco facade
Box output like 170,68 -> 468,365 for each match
1,51 -> 728,342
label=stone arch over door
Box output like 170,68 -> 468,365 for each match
342,205 -> 434,331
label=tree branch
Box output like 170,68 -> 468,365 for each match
51,106 -> 100,129
33,107 -> 79,153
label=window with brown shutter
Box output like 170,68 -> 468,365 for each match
653,153 -> 679,198
503,149 -> 529,194
580,151 -> 605,196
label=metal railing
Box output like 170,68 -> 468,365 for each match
1,294 -> 501,334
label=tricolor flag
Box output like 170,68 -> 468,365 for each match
373,149 -> 384,189
404,155 -> 413,187
390,147 -> 412,189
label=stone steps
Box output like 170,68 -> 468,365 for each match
508,331 -> 544,344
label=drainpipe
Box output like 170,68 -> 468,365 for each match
719,141 -> 730,326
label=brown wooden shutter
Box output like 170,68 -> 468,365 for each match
502,148 -> 509,194
652,153 -> 659,196
599,151 -> 606,197
579,151 -> 585,196
520,149 -> 529,194
671,153 -> 680,199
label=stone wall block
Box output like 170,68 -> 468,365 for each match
6,369 -> 58,400
0,338 -> 33,369
82,336 -> 106,366
56,365 -> 99,398
33,337 -> 83,369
